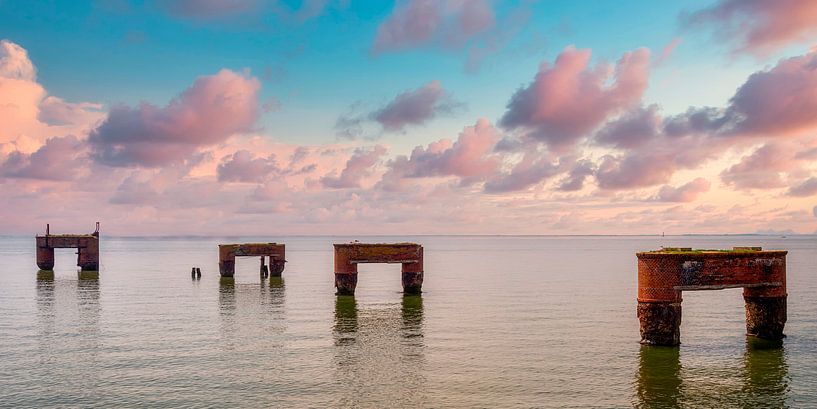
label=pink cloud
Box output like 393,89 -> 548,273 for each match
321,145 -> 387,189
0,40 -> 103,152
372,80 -> 459,131
38,96 -> 104,126
654,38 -> 683,67
0,39 -> 36,81
556,159 -> 595,192
652,178 -> 711,202
217,150 -> 282,183
728,50 -> 817,136
371,0 -> 494,54
336,80 -> 460,137
483,151 -> 562,193
499,46 -> 651,151
683,0 -> 817,55
788,177 -> 817,197
720,143 -> 797,189
594,104 -> 662,149
88,69 -> 260,167
379,118 -> 500,190
0,135 -> 86,181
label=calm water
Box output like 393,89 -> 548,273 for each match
1,235 -> 816,408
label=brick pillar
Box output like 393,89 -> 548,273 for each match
401,247 -> 423,294
637,254 -> 683,346
744,281 -> 787,340
270,258 -> 285,277
36,243 -> 55,270
77,238 -> 99,271
219,245 -> 236,277
334,245 -> 358,295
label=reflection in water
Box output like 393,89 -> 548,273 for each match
635,346 -> 682,409
218,277 -> 286,351
743,337 -> 789,407
635,339 -> 790,408
333,295 -> 426,407
35,273 -> 101,401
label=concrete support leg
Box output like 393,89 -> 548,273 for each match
36,247 -> 55,270
745,295 -> 786,340
335,273 -> 358,296
638,301 -> 681,346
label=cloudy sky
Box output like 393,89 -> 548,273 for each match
2,0 -> 817,235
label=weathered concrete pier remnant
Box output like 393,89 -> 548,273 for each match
637,247 -> 787,346
36,223 -> 100,271
218,243 -> 285,278
334,242 -> 423,295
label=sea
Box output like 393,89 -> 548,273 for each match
1,235 -> 815,408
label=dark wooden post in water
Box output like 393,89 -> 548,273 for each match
637,247 -> 787,346
334,242 -> 423,295
218,243 -> 285,278
35,223 -> 100,272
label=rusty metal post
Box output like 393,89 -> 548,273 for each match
334,245 -> 358,295
401,246 -> 423,294
637,253 -> 682,346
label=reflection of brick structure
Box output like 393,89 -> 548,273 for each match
219,243 -> 286,278
36,223 -> 100,272
334,243 -> 423,295
637,247 -> 787,346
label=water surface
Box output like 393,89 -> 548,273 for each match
1,235 -> 815,407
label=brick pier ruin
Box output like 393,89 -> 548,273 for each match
36,223 -> 100,272
218,243 -> 286,278
334,242 -> 423,295
637,247 -> 787,346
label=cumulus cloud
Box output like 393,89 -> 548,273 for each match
683,0 -> 817,55
665,50 -> 817,139
594,104 -> 661,149
0,135 -> 86,181
217,150 -> 282,183
0,39 -> 103,152
371,0 -> 494,54
321,145 -> 387,188
556,159 -> 595,192
379,118 -> 500,190
483,151 -> 562,193
88,69 -> 260,167
372,81 -> 459,131
0,39 -> 36,81
336,81 -> 460,137
720,143 -> 796,189
788,177 -> 817,197
499,46 -> 650,151
38,96 -> 104,126
652,178 -> 711,202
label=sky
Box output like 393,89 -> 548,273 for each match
2,0 -> 817,236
